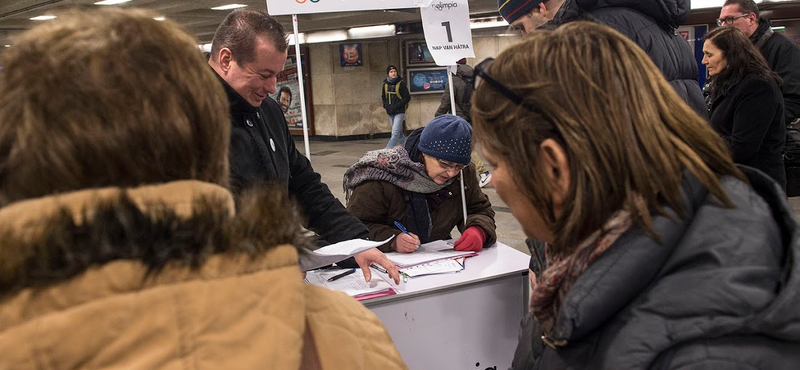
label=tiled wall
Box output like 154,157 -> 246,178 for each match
309,34 -> 521,138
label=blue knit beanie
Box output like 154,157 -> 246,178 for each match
418,115 -> 472,165
498,0 -> 543,23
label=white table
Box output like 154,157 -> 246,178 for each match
364,242 -> 530,370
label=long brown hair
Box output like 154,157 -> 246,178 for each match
0,8 -> 230,206
706,25 -> 780,95
472,22 -> 744,253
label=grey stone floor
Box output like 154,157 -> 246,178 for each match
301,137 -> 800,258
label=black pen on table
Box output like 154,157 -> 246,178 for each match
327,268 -> 356,282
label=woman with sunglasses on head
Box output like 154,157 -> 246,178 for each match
344,115 -> 496,254
472,22 -> 800,369
703,25 -> 786,191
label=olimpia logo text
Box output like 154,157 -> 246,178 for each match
431,1 -> 458,10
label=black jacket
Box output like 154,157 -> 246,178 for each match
512,167 -> 800,369
381,77 -> 411,116
216,72 -> 369,244
435,64 -> 474,122
710,74 -> 786,190
550,0 -> 706,116
751,18 -> 800,124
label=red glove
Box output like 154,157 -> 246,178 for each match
453,226 -> 487,252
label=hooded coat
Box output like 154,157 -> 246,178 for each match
435,64 -> 475,122
549,0 -> 706,116
511,167 -> 800,369
0,181 -> 407,370
751,17 -> 800,124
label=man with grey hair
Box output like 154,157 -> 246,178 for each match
208,9 -> 400,283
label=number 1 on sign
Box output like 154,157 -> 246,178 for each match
441,21 -> 453,42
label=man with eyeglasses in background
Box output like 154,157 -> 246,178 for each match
718,0 -> 800,127
497,0 -> 707,117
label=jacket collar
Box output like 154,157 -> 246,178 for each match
213,68 -> 260,114
0,180 -> 310,297
549,167 -> 800,343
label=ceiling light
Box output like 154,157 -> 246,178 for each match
153,17 -> 165,21
470,17 -> 508,29
94,0 -> 131,5
211,4 -> 247,10
287,33 -> 306,45
305,30 -> 347,44
347,25 -> 396,39
4,45 -> 10,48
30,15 -> 57,21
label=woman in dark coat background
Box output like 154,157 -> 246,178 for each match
704,25 -> 786,190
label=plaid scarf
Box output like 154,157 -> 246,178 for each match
530,210 -> 633,336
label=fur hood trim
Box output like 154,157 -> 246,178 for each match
0,180 -> 313,296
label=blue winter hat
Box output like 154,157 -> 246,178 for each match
498,0 -> 543,23
418,115 -> 472,165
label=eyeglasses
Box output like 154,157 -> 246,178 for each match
437,158 -> 466,172
473,57 -> 541,115
716,13 -> 750,26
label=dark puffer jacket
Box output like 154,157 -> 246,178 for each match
550,0 -> 706,116
381,77 -> 411,116
512,167 -> 800,369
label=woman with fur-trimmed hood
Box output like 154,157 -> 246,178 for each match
0,9 -> 406,370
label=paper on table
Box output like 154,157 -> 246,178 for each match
385,239 -> 476,267
305,269 -> 395,298
401,258 -> 464,277
298,236 -> 394,271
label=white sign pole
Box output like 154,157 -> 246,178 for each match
448,65 -> 457,116
292,14 -> 312,162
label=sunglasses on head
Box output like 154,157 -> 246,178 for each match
472,57 -> 542,115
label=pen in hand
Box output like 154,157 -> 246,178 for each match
327,268 -> 356,282
393,221 -> 420,252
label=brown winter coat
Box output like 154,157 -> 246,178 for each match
346,164 -> 496,252
0,181 -> 406,370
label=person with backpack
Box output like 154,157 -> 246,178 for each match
435,59 -> 493,188
382,65 -> 411,148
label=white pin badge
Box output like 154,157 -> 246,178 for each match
269,138 -> 276,152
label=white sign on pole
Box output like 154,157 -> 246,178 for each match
267,0 -> 417,15
419,0 -> 475,66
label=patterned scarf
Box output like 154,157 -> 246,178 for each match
530,210 -> 633,335
343,146 -> 455,242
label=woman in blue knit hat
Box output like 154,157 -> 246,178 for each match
344,115 -> 496,253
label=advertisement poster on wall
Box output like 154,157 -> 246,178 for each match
407,67 -> 448,94
406,40 -> 436,66
275,47 -> 315,135
340,43 -> 363,67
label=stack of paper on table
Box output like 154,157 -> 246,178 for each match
305,269 -> 396,301
400,258 -> 465,277
384,239 -> 476,268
